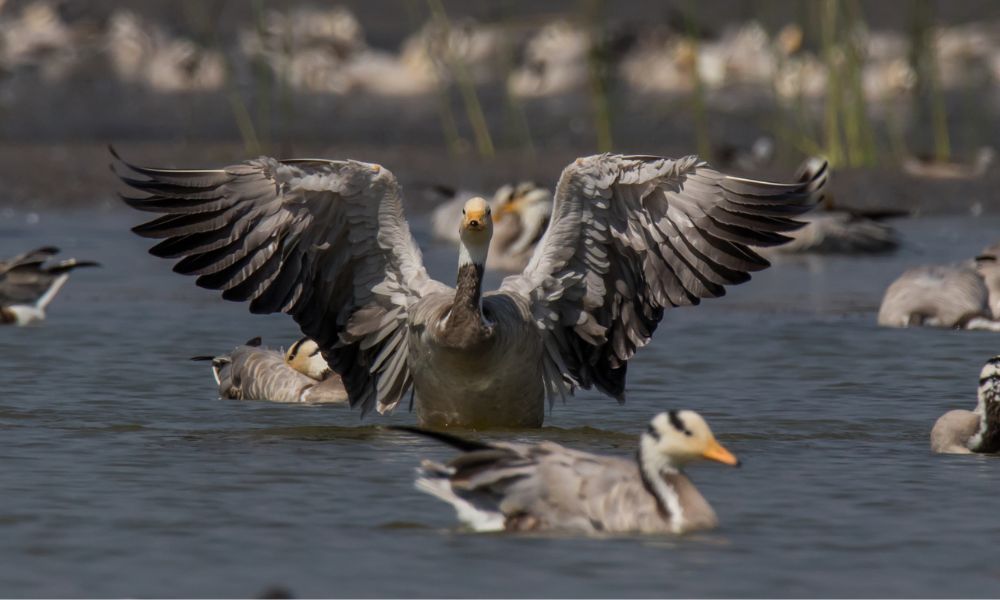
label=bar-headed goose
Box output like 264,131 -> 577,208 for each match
931,356 -> 1000,454
0,246 -> 99,325
878,242 -> 1000,330
115,148 -> 824,428
760,157 -> 901,256
878,264 -> 992,329
430,181 -> 552,272
398,410 -> 739,534
193,337 -> 346,404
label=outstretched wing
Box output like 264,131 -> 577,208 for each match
114,149 -> 446,415
500,153 -> 826,403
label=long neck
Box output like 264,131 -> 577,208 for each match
454,262 -> 484,314
454,238 -> 487,315
436,240 -> 490,349
969,375 -> 1000,452
637,444 -> 685,533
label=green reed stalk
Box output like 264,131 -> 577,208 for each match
842,0 -> 877,166
910,0 -> 950,162
499,25 -> 535,154
676,2 -> 710,159
584,0 -> 614,152
820,0 -> 843,166
426,0 -> 495,158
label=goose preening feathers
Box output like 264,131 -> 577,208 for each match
0,246 -> 99,325
877,243 -> 1000,330
115,148 -> 825,428
397,410 -> 739,534
193,337 -> 347,404
931,356 -> 1000,454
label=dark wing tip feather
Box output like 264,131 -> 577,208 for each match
794,157 -> 829,184
190,355 -> 216,361
388,425 -> 494,452
43,259 -> 101,275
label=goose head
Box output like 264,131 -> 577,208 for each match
458,196 -> 493,266
975,356 -> 1000,413
966,356 -> 1000,452
640,410 -> 740,471
284,337 -> 332,381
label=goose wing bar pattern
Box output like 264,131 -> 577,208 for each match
500,154 -> 827,403
411,431 -> 659,532
113,149 -> 442,415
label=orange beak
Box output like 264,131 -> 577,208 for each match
463,207 -> 488,231
701,439 -> 740,467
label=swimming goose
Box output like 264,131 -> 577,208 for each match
973,243 -> 1000,319
0,246 -> 99,325
878,242 -> 1000,330
105,10 -> 225,93
114,148 -> 825,428
193,337 -> 346,404
760,158 -> 900,256
931,356 -> 1000,454
431,182 -> 553,272
398,410 -> 739,534
284,336 -> 334,381
877,264 -> 991,329
508,21 -> 591,97
901,147 -> 995,180
766,211 -> 899,255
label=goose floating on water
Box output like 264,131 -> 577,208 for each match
759,157 -> 900,256
193,337 -> 347,404
902,147 -> 995,180
0,246 -> 99,325
398,410 -> 739,534
115,149 -> 825,428
931,356 -> 1000,454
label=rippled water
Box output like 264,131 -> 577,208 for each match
2,209 -> 1000,598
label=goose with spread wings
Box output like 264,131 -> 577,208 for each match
115,150 -> 826,428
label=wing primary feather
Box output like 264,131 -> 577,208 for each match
389,426 -> 494,452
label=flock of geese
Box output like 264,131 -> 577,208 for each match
3,144 -> 997,535
10,2 -> 1000,107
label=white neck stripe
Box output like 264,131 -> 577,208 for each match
459,238 -> 488,267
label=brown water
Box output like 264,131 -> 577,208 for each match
2,208 -> 1000,597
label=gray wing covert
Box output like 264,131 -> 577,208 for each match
500,153 -> 826,403
115,150 -> 444,415
484,443 -> 647,532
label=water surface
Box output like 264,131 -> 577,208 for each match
2,210 -> 1000,597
